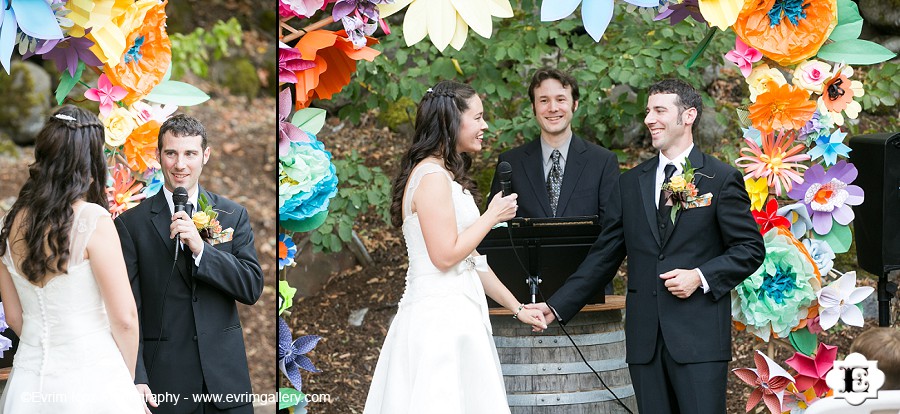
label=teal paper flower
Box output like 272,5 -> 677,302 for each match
279,136 -> 338,225
732,228 -> 820,342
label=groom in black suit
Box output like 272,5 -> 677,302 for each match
116,115 -> 263,413
531,79 -> 764,413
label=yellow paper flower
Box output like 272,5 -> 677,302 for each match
745,177 -> 768,211
792,60 -> 833,95
192,211 -> 211,229
73,0 -> 156,66
747,64 -> 787,102
104,0 -> 171,104
669,175 -> 688,192
102,107 -> 140,147
378,0 -> 513,52
697,0 -> 746,30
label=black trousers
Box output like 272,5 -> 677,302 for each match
628,328 -> 728,414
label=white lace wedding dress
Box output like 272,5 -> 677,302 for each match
0,203 -> 144,413
364,163 -> 510,414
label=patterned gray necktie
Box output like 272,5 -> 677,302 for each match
546,149 -> 562,217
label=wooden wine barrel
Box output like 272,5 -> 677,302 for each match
490,296 -> 638,414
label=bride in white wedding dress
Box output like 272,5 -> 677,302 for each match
364,81 -> 547,414
0,106 -> 144,413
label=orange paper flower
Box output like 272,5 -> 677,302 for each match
732,0 -> 837,65
106,163 -> 146,218
124,120 -> 161,173
104,0 -> 171,104
749,81 -> 816,134
294,30 -> 380,109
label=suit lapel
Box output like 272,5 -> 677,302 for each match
639,157 -> 662,246
660,147 -> 706,249
554,136 -> 587,217
521,139 -> 552,217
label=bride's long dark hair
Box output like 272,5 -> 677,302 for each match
390,80 -> 481,228
0,105 -> 108,283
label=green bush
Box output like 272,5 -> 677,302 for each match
170,18 -> 243,79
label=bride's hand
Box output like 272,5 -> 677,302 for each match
136,383 -> 158,414
516,308 -> 548,331
486,192 -> 518,224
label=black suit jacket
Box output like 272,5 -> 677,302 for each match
116,187 -> 263,412
489,135 -> 619,221
548,147 -> 764,364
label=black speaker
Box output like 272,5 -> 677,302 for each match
849,132 -> 900,276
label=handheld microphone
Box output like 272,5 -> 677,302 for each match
172,187 -> 189,257
498,161 -> 513,197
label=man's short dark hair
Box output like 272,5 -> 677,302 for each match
528,68 -> 580,105
158,114 -> 208,150
648,78 -> 703,124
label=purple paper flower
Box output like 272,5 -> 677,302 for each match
278,317 -> 321,391
279,43 -> 315,84
798,110 -> 833,144
27,36 -> 103,77
341,15 -> 377,49
787,161 -> 864,235
279,88 -> 310,153
654,0 -> 705,26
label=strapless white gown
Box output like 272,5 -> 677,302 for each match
364,163 -> 510,414
0,203 -> 144,413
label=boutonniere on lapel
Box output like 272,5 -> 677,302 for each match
192,194 -> 234,245
661,159 -> 714,223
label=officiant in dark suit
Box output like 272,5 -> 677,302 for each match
489,68 -> 619,293
116,115 -> 263,414
530,79 -> 765,413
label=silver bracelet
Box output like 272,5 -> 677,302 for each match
513,304 -> 525,320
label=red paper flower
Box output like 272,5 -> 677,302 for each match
753,199 -> 791,235
785,343 -> 838,397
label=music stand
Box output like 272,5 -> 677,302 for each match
477,216 -> 604,308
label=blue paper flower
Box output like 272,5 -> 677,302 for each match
0,0 -> 64,74
279,138 -> 338,223
802,238 -> 835,276
278,233 -> 298,270
776,202 -> 812,240
143,168 -> 164,198
808,129 -> 851,167
742,125 -> 763,147
541,0 -> 660,42
278,317 -> 321,391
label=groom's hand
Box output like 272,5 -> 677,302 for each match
524,302 -> 555,331
170,211 -> 204,255
136,383 -> 158,413
660,269 -> 701,299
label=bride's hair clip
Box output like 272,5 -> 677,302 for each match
54,114 -> 77,122
426,88 -> 434,94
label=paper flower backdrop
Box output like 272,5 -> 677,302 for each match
379,0 -> 513,51
540,0 -> 659,43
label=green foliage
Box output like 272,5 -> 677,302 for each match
169,18 -> 243,79
860,62 -> 900,111
308,150 -> 392,253
336,3 -> 732,159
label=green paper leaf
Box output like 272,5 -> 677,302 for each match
686,27 -> 716,69
789,329 -> 819,356
162,63 -> 172,82
829,0 -> 863,41
278,388 -> 305,410
281,211 -> 328,233
292,108 -> 327,135
55,62 -> 85,105
144,80 -> 210,106
817,39 -> 897,65
816,221 -> 852,254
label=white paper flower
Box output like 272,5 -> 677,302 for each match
802,238 -> 835,276
817,271 -> 874,330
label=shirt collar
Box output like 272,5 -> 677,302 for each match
658,144 -> 694,174
540,136 -> 572,166
163,186 -> 200,215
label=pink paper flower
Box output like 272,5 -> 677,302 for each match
733,350 -> 796,414
84,74 -> 127,117
785,343 -> 838,397
725,37 -> 762,78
